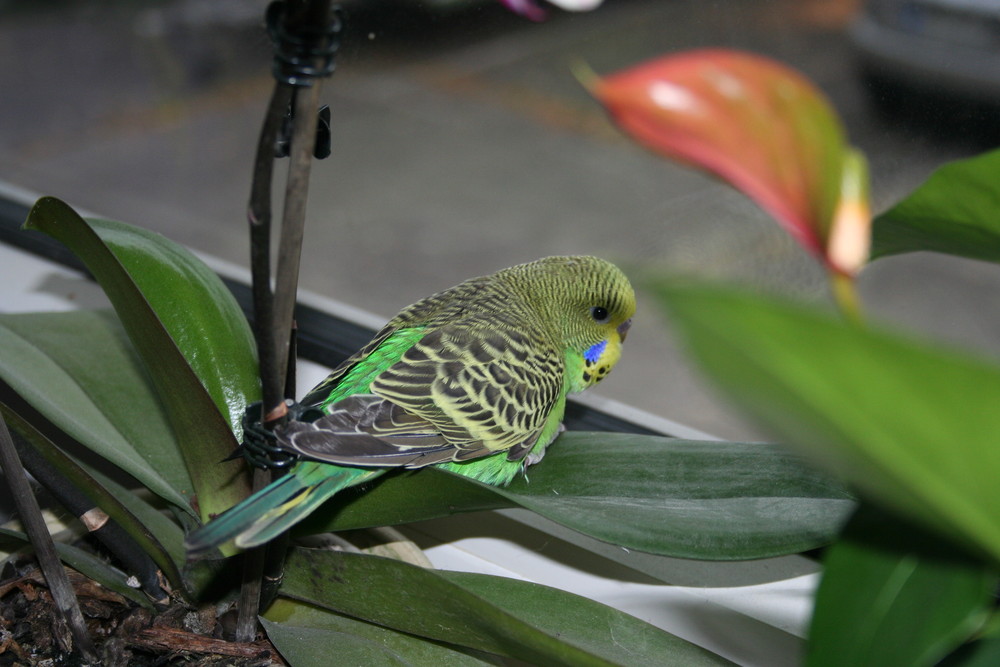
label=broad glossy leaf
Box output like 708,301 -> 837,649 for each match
24,197 -> 254,521
593,50 -> 858,272
280,547 -> 734,666
807,504 -> 994,667
263,599 -> 504,666
872,149 -> 1000,263
83,216 -> 259,438
0,310 -> 192,512
655,281 -> 1000,564
298,431 -> 853,560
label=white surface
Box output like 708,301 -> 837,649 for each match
406,512 -> 812,666
0,245 -> 109,313
423,541 -> 816,645
1,240 -> 814,665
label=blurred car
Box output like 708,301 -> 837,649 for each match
851,0 -> 1000,104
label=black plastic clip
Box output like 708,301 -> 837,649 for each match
235,400 -> 324,470
274,102 -> 332,159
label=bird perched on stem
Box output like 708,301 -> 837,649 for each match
186,255 -> 635,557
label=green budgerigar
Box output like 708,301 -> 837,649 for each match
185,255 -> 635,557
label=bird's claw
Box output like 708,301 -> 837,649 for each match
236,400 -> 324,470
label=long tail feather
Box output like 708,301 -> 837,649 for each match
185,462 -> 380,558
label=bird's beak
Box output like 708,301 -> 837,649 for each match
617,318 -> 632,342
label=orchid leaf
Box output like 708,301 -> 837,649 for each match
1,401 -> 185,592
23,197 -> 255,522
299,431 -> 853,560
279,547 -> 735,666
939,637 -> 1000,667
262,599 -> 505,665
0,310 -> 193,512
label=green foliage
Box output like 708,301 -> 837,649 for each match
940,638 -> 1000,667
8,126 -> 1000,663
0,405 -> 185,592
262,599 -> 506,666
304,432 -> 852,559
4,198 -> 849,662
0,310 -> 194,512
871,148 -> 1000,263
652,143 -> 1000,667
274,547 -> 735,666
23,197 -> 256,523
652,281 -> 1000,564
806,505 -> 994,667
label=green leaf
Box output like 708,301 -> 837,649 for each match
655,281 -> 1000,564
86,466 -> 187,569
0,527 -> 154,609
871,149 -> 1000,263
23,197 -> 255,522
939,636 -> 1000,667
1,402 -> 185,592
280,547 -> 734,666
83,216 -> 259,438
807,504 -> 995,667
0,310 -> 193,512
263,599 -> 504,666
299,432 -> 852,560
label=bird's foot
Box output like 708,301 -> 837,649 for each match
236,400 -> 324,469
521,423 -> 566,468
523,450 -> 546,467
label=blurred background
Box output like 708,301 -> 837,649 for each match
2,0 -> 999,440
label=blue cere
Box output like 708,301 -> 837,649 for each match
584,339 -> 607,364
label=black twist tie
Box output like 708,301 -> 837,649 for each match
236,400 -> 324,470
267,1 -> 344,87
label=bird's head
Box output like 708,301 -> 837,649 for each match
512,255 -> 635,393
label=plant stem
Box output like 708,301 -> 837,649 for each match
237,79 -> 293,645
237,0 -> 338,643
238,82 -> 321,643
271,80 -> 321,387
830,270 -> 863,324
235,472 -> 268,642
248,83 -> 294,407
0,411 -> 98,661
238,5 -> 332,645
570,58 -> 600,94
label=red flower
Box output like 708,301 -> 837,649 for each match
593,49 -> 869,277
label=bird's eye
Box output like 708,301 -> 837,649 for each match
590,306 -> 610,323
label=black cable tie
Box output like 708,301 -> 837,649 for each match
267,1 -> 344,88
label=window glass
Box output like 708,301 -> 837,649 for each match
3,0 -> 998,439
